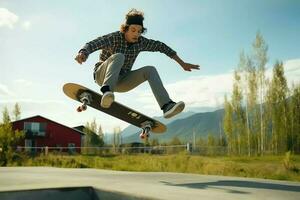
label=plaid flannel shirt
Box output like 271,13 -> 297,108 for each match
79,31 -> 177,74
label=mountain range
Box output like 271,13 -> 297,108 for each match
105,109 -> 225,144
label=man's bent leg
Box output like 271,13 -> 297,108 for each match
94,53 -> 125,108
95,53 -> 125,91
115,66 -> 172,108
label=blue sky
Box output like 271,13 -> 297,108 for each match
1,0 -> 300,133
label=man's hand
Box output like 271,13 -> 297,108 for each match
172,54 -> 200,72
181,63 -> 200,72
75,52 -> 87,64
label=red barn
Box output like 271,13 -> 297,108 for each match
12,115 -> 84,153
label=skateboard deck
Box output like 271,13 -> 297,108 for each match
63,83 -> 167,135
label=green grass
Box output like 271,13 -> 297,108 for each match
9,153 -> 300,182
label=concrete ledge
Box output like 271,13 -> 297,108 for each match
0,186 -> 153,200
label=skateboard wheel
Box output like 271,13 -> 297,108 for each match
139,131 -> 150,140
77,106 -> 82,112
77,105 -> 87,112
139,132 -> 145,140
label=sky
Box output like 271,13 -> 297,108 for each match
1,0 -> 300,133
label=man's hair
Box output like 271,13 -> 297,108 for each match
120,9 -> 147,34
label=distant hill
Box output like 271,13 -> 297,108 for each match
122,109 -> 225,144
104,111 -> 196,144
121,111 -> 196,138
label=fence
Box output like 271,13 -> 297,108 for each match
16,144 -> 229,156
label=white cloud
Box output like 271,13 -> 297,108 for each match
21,20 -> 31,30
134,59 -> 300,115
13,79 -> 33,87
167,74 -> 233,107
283,59 -> 300,86
134,73 -> 233,115
0,8 -> 32,30
0,8 -> 19,29
0,83 -> 15,97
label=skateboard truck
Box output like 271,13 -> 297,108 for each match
77,92 -> 92,112
139,121 -> 153,140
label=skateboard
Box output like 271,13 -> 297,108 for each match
63,83 -> 167,140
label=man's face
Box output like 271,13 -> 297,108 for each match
124,25 -> 143,43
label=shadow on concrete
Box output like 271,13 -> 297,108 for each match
0,186 -> 154,200
161,180 -> 300,194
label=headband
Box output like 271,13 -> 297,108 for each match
126,16 -> 143,26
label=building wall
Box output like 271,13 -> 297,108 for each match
13,116 -> 82,151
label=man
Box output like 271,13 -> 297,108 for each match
75,9 -> 199,118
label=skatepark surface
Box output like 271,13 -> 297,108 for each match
0,167 -> 300,200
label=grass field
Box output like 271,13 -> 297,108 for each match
9,152 -> 300,182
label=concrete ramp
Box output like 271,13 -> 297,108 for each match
1,167 -> 299,200
0,186 -> 148,200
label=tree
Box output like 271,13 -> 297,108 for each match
207,133 -> 217,156
223,95 -> 233,155
170,136 -> 182,145
268,61 -> 289,154
231,70 -> 246,155
97,125 -> 104,147
2,107 -> 10,123
150,138 -> 159,146
168,136 -> 182,153
238,51 -> 252,156
252,31 -> 268,155
13,103 -> 21,121
0,107 -> 24,166
246,58 -> 259,155
289,84 -> 300,153
83,119 -> 104,147
113,126 -> 121,148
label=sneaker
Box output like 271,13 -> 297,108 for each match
101,91 -> 114,108
163,101 -> 185,118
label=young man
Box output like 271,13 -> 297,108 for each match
75,9 -> 199,118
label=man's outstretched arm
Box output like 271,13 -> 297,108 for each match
140,37 -> 200,72
172,54 -> 200,72
75,32 -> 115,65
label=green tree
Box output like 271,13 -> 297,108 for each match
170,136 -> 182,145
207,133 -> 216,156
268,61 -> 289,154
83,119 -> 104,147
207,133 -> 216,146
231,70 -> 246,155
169,136 -> 182,154
238,51 -> 253,156
13,103 -> 21,121
246,58 -> 260,155
223,95 -> 233,155
196,137 -> 206,146
97,125 -> 105,147
150,138 -> 159,146
113,126 -> 121,148
252,31 -> 268,155
289,84 -> 300,153
0,107 -> 24,166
